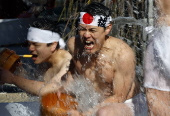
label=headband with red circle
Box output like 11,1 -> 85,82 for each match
79,12 -> 112,27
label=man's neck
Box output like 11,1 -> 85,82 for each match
48,49 -> 62,67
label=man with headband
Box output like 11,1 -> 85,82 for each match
67,2 -> 148,116
0,18 -> 72,96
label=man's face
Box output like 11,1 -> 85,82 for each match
28,41 -> 52,64
78,24 -> 109,54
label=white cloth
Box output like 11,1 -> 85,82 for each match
144,26 -> 170,91
27,27 -> 66,49
125,93 -> 148,116
79,12 -> 112,27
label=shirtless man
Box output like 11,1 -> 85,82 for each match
144,0 -> 170,115
0,18 -> 72,96
67,2 -> 147,116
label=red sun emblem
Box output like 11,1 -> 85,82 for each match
82,13 -> 93,24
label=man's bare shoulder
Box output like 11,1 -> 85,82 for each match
59,49 -> 72,60
106,36 -> 135,66
66,36 -> 76,54
106,36 -> 134,54
67,36 -> 75,44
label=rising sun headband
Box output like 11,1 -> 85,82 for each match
79,12 -> 112,27
27,27 -> 65,48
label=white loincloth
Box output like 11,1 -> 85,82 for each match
124,93 -> 148,116
144,26 -> 170,91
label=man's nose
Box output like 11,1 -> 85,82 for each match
29,44 -> 35,51
83,31 -> 91,38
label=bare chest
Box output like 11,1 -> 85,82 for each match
74,55 -> 115,95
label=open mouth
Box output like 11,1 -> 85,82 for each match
31,54 -> 38,60
84,41 -> 94,50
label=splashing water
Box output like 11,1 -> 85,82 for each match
14,62 -> 49,81
65,76 -> 103,113
144,26 -> 170,91
13,62 -> 49,101
153,26 -> 170,78
6,103 -> 34,116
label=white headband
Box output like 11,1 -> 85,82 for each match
27,27 -> 65,49
79,12 -> 112,27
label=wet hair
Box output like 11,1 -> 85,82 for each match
81,2 -> 111,17
30,18 -> 65,49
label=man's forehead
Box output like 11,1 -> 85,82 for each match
28,40 -> 42,44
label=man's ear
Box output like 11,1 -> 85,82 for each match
105,24 -> 112,35
51,42 -> 58,51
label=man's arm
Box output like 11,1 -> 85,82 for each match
84,45 -> 137,115
146,88 -> 170,116
107,51 -> 136,103
39,54 -> 72,96
66,36 -> 75,55
0,67 -> 44,96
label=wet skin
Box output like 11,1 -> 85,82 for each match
67,24 -> 140,105
28,41 -> 52,64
